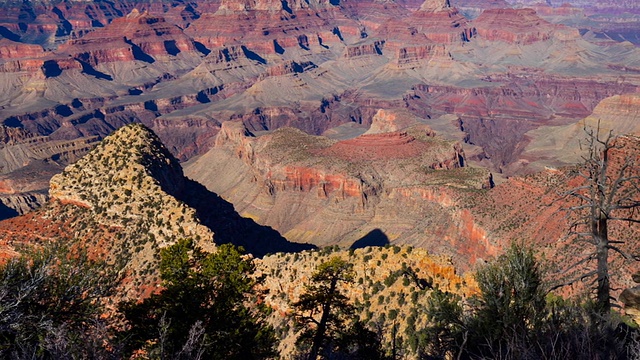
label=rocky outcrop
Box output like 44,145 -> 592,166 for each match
473,8 -> 579,44
185,121 -> 495,267
49,124 -> 212,248
365,109 -> 427,134
264,60 -> 316,77
344,41 -> 384,58
0,39 -> 45,59
412,0 -> 474,44
392,44 -> 449,66
580,93 -> 640,136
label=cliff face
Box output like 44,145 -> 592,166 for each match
185,117 -> 497,269
473,8 -> 579,44
0,125 -> 99,217
57,9 -> 200,67
581,94 -> 640,135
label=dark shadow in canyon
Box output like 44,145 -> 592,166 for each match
42,60 -> 62,78
0,203 -> 19,222
164,40 -> 181,56
179,180 -> 316,257
75,59 -> 113,81
125,38 -> 155,63
273,40 -> 285,55
194,41 -> 211,56
54,104 -> 73,117
0,26 -> 20,42
241,46 -> 267,64
350,229 -> 390,249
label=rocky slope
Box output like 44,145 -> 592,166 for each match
0,123 -> 311,297
0,125 -> 98,218
257,245 -> 476,356
185,112 -> 498,269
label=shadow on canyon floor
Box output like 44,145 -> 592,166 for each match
180,180 -> 316,257
350,229 -> 390,249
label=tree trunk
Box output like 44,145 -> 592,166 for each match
595,216 -> 610,314
308,277 -> 337,360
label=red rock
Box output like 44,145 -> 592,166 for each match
264,60 -> 315,77
318,132 -> 428,161
344,41 -> 385,58
0,39 -> 45,59
58,9 -> 198,66
473,8 -> 578,44
411,0 -> 474,44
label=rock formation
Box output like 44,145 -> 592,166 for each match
473,8 -> 578,44
185,119 -> 497,268
0,124 -> 312,297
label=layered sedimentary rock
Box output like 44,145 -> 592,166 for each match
185,0 -> 346,55
0,39 -> 45,59
412,0 -> 475,43
58,9 -> 200,66
0,0 -> 639,223
185,117 -> 496,268
0,125 -> 98,216
473,8 -> 578,44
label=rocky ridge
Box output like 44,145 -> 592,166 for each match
0,123 -> 311,297
49,123 -> 213,250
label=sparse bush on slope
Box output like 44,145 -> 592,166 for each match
0,244 -> 121,360
421,243 -> 638,360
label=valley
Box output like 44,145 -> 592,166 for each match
0,0 -> 638,357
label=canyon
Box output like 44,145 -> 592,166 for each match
0,0 -> 638,317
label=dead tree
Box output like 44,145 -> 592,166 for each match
559,125 -> 640,314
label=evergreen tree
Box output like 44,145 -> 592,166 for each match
293,256 -> 386,360
121,239 -> 277,359
422,243 -> 546,359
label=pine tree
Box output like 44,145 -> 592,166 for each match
121,239 -> 277,359
293,256 -> 386,360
